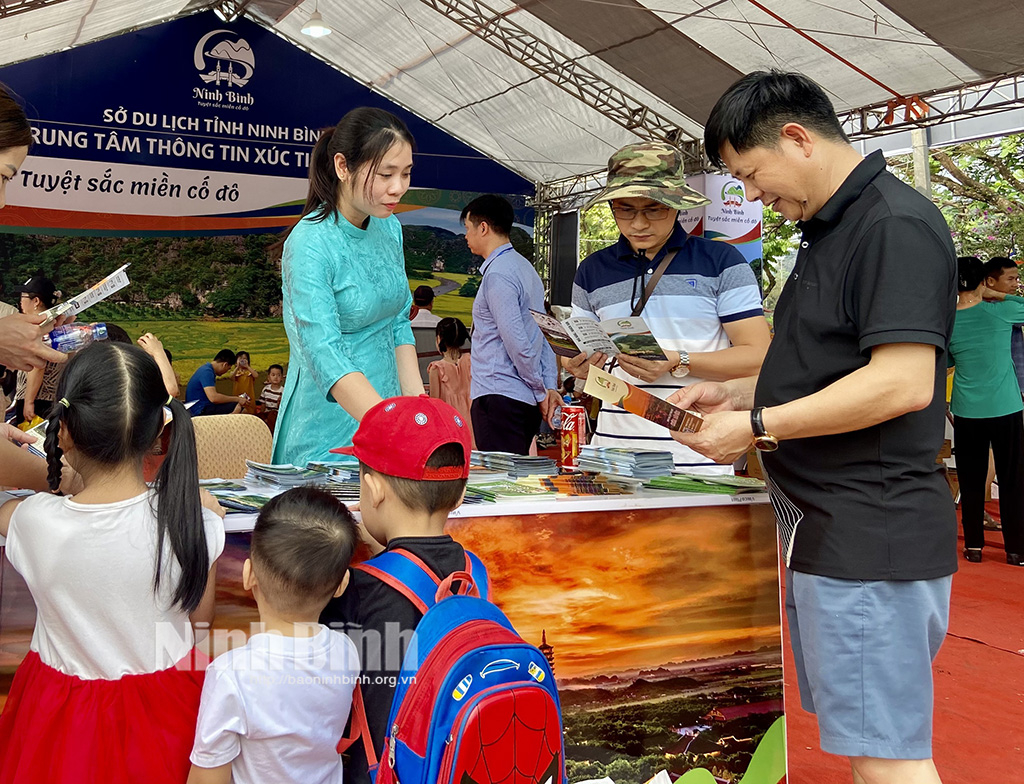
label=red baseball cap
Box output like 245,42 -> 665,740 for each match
330,396 -> 472,481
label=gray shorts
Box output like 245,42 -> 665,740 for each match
785,568 -> 951,759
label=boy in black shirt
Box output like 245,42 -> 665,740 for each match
321,395 -> 473,784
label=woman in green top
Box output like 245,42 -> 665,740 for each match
272,108 -> 425,465
949,256 -> 1024,565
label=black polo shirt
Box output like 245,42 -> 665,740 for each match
755,151 -> 958,581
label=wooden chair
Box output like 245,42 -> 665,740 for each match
191,414 -> 273,480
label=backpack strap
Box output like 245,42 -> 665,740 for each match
465,551 -> 490,601
352,550 -> 440,615
354,548 -> 491,612
336,681 -> 379,772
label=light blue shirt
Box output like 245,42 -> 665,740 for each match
470,243 -> 556,405
272,211 -> 414,465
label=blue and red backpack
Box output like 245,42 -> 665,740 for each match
338,548 -> 566,784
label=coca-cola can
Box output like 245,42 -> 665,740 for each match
560,405 -> 587,470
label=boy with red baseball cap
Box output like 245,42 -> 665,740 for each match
320,395 -> 476,784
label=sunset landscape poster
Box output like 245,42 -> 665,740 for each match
0,500 -> 785,783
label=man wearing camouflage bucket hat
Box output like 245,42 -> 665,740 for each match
564,140 -> 770,474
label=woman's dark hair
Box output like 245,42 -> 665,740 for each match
436,317 -> 469,352
301,107 -> 414,225
460,194 -> 514,236
0,83 -> 32,151
957,256 -> 985,293
44,342 -> 209,613
704,70 -> 849,168
251,487 -> 357,615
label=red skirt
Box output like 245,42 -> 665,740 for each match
0,648 -> 209,784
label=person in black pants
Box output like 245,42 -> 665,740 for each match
948,256 -> 1024,565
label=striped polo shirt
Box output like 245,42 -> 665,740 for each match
571,222 -> 763,474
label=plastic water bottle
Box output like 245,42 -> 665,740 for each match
550,394 -> 571,430
44,323 -> 108,353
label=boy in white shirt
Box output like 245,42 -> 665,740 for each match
188,487 -> 361,784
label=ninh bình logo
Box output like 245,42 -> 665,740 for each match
721,180 -> 745,207
193,29 -> 255,108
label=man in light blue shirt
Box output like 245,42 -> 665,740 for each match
464,195 -> 560,454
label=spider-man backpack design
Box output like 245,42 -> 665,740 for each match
338,548 -> 566,784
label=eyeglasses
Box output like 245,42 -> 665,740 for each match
610,205 -> 672,222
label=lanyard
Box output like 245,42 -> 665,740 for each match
481,245 -> 514,274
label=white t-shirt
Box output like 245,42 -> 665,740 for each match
410,309 -> 441,328
5,490 -> 225,679
191,627 -> 360,784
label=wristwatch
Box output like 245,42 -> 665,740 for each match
670,350 -> 691,379
750,406 -> 779,452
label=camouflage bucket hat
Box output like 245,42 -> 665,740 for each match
585,141 -> 711,212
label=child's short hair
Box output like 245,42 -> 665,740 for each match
214,349 -> 236,364
361,443 -> 467,516
236,350 -> 250,362
267,364 -> 284,375
250,487 -> 358,616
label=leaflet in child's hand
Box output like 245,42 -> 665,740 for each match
584,365 -> 703,433
530,310 -> 667,360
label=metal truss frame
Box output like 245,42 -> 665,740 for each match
0,0 -> 74,18
841,71 -> 1024,140
415,0 -> 703,171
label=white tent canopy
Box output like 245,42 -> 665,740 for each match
0,0 -> 1021,188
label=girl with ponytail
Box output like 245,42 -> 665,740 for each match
0,341 -> 225,784
427,317 -> 475,448
273,107 -> 426,465
948,255 -> 1024,566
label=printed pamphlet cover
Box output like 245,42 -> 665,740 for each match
39,264 -> 131,324
530,310 -> 667,360
584,365 -> 703,433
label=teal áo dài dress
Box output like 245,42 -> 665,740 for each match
272,211 -> 414,465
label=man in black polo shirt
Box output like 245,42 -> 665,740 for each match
671,71 -> 956,784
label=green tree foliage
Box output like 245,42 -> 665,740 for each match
579,202 -> 619,262
458,276 -> 481,297
889,133 -> 1024,259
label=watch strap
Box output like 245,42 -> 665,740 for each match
751,406 -> 768,438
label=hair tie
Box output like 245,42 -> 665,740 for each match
59,397 -> 70,409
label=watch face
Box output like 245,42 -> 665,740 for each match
671,364 -> 691,379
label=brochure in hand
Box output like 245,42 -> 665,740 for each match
583,365 -> 703,433
39,264 -> 132,326
530,310 -> 667,361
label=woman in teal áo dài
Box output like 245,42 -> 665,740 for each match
272,108 -> 425,465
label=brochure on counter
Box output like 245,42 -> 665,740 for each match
583,365 -> 703,433
530,310 -> 667,361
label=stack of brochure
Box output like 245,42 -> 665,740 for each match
464,479 -> 557,503
470,451 -> 558,477
307,461 -> 360,482
646,473 -> 766,495
576,446 -> 675,478
244,460 -> 325,486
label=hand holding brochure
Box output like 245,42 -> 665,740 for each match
584,365 -> 703,433
530,310 -> 667,361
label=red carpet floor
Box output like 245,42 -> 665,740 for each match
783,504 -> 1024,783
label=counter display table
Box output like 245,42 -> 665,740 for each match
0,489 -> 786,784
